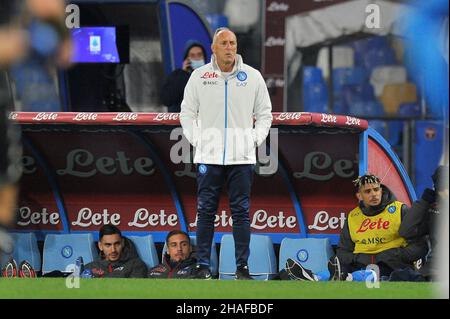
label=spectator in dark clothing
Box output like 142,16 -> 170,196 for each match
398,165 -> 449,280
280,174 -> 429,282
160,42 -> 207,112
148,230 -> 197,279
84,225 -> 147,278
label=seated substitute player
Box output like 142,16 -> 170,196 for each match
148,230 -> 197,279
281,174 -> 429,282
83,225 -> 147,278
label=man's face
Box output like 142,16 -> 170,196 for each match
98,234 -> 123,262
167,234 -> 191,263
187,46 -> 204,61
211,30 -> 237,67
356,183 -> 382,207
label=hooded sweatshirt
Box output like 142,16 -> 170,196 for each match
160,42 -> 208,112
180,54 -> 272,165
148,253 -> 197,279
84,237 -> 147,278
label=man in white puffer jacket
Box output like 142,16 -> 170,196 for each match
180,27 -> 272,280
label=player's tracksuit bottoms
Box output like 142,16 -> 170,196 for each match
195,164 -> 254,268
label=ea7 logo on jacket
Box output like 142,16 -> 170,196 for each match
200,72 -> 219,79
356,218 -> 390,233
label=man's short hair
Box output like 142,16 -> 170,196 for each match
99,224 -> 122,240
166,230 -> 190,245
212,27 -> 233,44
353,174 -> 381,190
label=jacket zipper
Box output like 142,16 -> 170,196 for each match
222,80 -> 228,165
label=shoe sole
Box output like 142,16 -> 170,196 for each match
329,257 -> 342,281
286,259 -> 316,281
20,266 -> 36,278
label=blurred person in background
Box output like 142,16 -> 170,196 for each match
160,42 -> 207,112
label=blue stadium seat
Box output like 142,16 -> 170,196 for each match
279,238 -> 334,274
397,102 -> 421,117
205,14 -> 229,32
349,100 -> 384,117
332,67 -> 367,97
42,233 -> 98,274
332,99 -> 348,115
0,232 -> 41,271
219,234 -> 277,280
368,120 -> 387,137
352,36 -> 390,54
362,48 -> 396,73
352,36 -> 390,64
127,235 -> 160,269
161,235 -> 218,276
303,66 -> 323,85
386,120 -> 403,147
303,82 -> 328,113
342,84 -> 376,106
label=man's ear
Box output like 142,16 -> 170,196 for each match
97,241 -> 102,252
356,192 -> 362,201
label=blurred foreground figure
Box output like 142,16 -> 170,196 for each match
402,0 -> 448,297
10,0 -> 72,112
0,2 -> 26,257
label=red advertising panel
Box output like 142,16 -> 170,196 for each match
277,132 -> 358,235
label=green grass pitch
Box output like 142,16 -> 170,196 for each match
0,278 -> 437,299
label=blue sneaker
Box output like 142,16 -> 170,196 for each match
80,269 -> 93,278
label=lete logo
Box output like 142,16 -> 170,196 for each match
357,218 -> 390,233
293,151 -> 357,181
200,72 -> 219,79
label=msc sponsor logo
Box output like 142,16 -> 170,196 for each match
203,81 -> 218,86
360,237 -> 386,245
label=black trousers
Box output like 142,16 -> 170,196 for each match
195,164 -> 254,267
